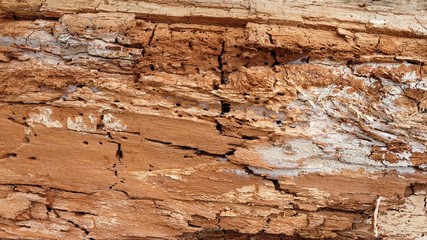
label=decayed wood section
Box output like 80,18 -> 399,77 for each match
0,1 -> 427,239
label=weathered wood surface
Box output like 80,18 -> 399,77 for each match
0,1 -> 427,239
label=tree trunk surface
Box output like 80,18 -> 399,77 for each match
1,1 -> 427,239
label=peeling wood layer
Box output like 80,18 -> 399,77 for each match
0,1 -> 427,239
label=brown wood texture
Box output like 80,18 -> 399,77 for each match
0,1 -> 427,239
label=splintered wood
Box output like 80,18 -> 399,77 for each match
0,0 -> 426,239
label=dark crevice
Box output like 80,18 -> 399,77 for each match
220,101 -> 231,115
108,162 -> 119,177
178,229 -> 298,239
187,221 -> 202,228
115,143 -> 123,163
243,166 -> 291,196
243,166 -> 255,175
217,40 -> 227,84
5,14 -> 60,21
315,206 -> 368,215
0,153 -> 17,159
51,208 -> 98,217
270,50 -> 280,67
141,24 -> 157,57
270,179 -> 281,192
145,138 -> 172,145
145,24 -> 157,51
54,210 -> 90,236
49,187 -> 93,195
120,131 -> 141,136
144,138 -> 236,158
393,56 -> 424,65
214,120 -> 223,134
0,101 -> 52,106
114,189 -> 130,198
129,196 -> 164,202
424,195 -> 427,209
108,181 -> 119,190
241,135 -> 259,140
224,149 -> 236,156
405,183 -> 416,196
108,140 -> 126,190
7,117 -> 29,127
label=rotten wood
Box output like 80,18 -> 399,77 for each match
0,1 -> 427,239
